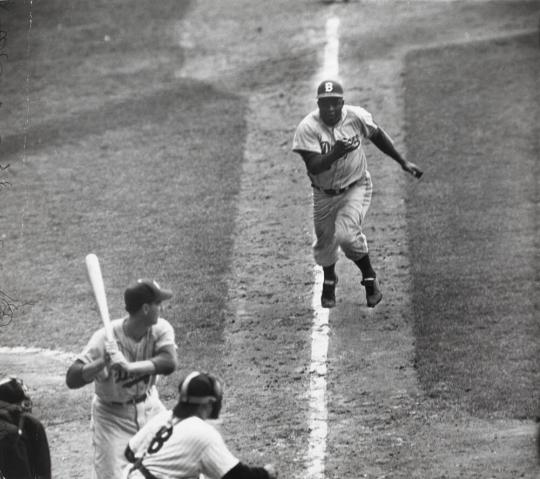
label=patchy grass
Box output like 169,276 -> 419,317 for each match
404,32 -> 539,419
0,0 -> 246,383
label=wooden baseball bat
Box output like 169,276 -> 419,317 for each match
85,253 -> 114,342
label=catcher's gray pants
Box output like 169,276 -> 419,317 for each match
312,172 -> 372,267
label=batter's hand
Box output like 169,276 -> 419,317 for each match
401,160 -> 423,179
105,340 -> 129,369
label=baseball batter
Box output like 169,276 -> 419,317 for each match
124,371 -> 277,479
66,278 -> 179,479
292,79 -> 423,308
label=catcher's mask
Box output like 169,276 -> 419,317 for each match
178,371 -> 223,420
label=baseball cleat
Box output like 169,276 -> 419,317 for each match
361,278 -> 382,308
321,276 -> 338,308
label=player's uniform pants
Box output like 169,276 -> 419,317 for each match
312,172 -> 372,267
91,387 -> 165,479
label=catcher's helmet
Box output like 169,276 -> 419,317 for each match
178,371 -> 223,419
316,79 -> 344,99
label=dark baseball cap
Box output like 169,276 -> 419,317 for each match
124,278 -> 173,313
316,79 -> 344,99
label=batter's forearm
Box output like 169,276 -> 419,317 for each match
82,359 -> 107,382
66,359 -> 106,388
125,360 -> 158,376
127,350 -> 178,376
150,351 -> 178,375
118,347 -> 177,376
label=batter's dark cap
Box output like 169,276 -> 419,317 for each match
124,278 -> 173,313
316,79 -> 344,99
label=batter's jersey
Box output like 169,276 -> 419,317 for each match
77,317 -> 176,403
126,411 -> 239,479
292,104 -> 379,190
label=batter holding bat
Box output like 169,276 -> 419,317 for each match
66,268 -> 178,479
292,80 -> 423,309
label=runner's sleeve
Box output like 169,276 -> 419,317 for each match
292,116 -> 321,154
349,105 -> 378,139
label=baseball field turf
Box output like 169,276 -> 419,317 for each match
405,31 -> 539,420
1,0 -> 539,477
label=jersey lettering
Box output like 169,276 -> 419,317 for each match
122,374 -> 151,389
111,369 -> 150,388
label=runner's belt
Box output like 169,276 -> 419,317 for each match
311,179 -> 361,196
109,393 -> 148,406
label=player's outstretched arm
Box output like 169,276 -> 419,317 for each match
370,127 -> 423,178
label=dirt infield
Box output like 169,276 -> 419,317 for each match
1,1 -> 539,478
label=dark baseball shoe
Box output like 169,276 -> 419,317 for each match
321,276 -> 338,308
361,278 -> 382,308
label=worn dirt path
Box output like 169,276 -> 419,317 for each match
1,2 -> 539,478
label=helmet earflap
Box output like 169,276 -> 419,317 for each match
208,375 -> 223,419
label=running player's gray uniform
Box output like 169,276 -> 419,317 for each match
292,80 -> 422,308
293,104 -> 378,266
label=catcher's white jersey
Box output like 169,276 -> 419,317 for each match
125,412 -> 239,479
292,104 -> 378,190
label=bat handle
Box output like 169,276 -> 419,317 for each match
105,326 -> 115,343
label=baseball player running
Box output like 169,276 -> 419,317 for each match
123,371 -> 277,479
292,79 -> 422,309
66,278 -> 179,479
